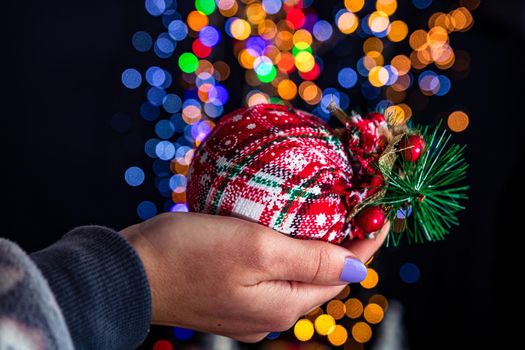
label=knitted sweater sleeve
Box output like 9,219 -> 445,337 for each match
0,226 -> 152,350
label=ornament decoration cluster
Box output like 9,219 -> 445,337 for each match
187,103 -> 468,246
329,102 -> 469,245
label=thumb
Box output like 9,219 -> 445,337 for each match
263,223 -> 388,285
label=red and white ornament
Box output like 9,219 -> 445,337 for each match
187,104 -> 389,244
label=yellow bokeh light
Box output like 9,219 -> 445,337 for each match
368,11 -> 390,33
182,105 -> 201,125
344,0 -> 365,12
360,268 -> 379,289
428,26 -> 449,48
376,0 -> 397,16
450,7 -> 474,32
363,37 -> 383,53
295,51 -> 315,72
352,322 -> 372,343
238,49 -> 256,69
326,300 -> 346,320
314,314 -> 336,336
230,18 -> 251,40
365,50 -> 384,67
448,111 -> 469,132
277,79 -> 297,100
247,92 -> 269,106
299,81 -> 322,105
327,325 -> 348,346
276,30 -> 294,51
385,105 -> 406,125
218,0 -> 237,17
294,319 -> 315,342
187,11 -> 209,32
391,54 -> 411,75
246,3 -> 266,24
258,20 -> 278,40
344,298 -> 363,319
409,29 -> 428,51
364,303 -> 385,324
398,103 -> 413,120
368,66 -> 389,87
388,20 -> 408,42
337,12 -> 359,34
293,29 -> 313,47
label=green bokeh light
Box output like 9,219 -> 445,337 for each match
178,52 -> 199,73
257,65 -> 277,83
195,0 -> 216,15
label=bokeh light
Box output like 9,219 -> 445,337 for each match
400,262 -> 421,283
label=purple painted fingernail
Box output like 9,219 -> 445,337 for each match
340,258 -> 368,283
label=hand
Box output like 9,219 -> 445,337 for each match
120,212 -> 388,343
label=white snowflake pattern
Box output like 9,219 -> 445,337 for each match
282,151 -> 308,172
263,189 -> 289,210
200,174 -> 211,186
247,123 -> 256,129
199,151 -> 208,164
315,213 -> 327,227
311,185 -> 321,195
232,114 -> 243,122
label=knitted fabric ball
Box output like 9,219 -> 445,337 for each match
187,104 -> 387,244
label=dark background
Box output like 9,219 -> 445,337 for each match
2,1 -> 525,349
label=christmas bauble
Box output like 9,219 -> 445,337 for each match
187,104 -> 388,244
356,206 -> 386,233
400,135 -> 426,162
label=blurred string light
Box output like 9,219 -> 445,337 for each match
116,0 -> 476,347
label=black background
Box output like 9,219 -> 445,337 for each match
2,1 -> 525,349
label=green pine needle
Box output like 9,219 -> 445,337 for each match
372,123 -> 469,246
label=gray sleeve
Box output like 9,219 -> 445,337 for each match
0,238 -> 74,350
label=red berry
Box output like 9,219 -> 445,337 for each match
356,206 -> 386,233
400,135 -> 426,162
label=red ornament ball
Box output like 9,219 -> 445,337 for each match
400,134 -> 426,162
187,104 -> 389,244
356,206 -> 386,233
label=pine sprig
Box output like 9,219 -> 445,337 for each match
373,123 -> 469,246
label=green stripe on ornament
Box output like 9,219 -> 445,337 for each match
210,134 -> 344,214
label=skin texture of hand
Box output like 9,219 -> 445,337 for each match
120,212 -> 388,343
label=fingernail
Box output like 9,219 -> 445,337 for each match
340,258 -> 368,283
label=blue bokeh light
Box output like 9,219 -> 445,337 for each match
173,327 -> 194,341
262,0 -> 282,15
145,0 -> 167,16
313,20 -> 333,41
121,68 -> 142,89
145,66 -> 167,87
400,263 -> 420,284
155,119 -> 176,139
155,140 -> 176,160
412,0 -> 432,10
199,26 -> 220,47
163,94 -> 182,113
168,20 -> 188,41
132,31 -> 153,52
137,200 -> 157,220
338,67 -> 358,88
140,102 -> 160,121
124,166 -> 145,187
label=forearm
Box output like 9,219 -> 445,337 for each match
30,226 -> 152,350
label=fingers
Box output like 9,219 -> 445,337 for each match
258,231 -> 366,285
254,222 -> 389,286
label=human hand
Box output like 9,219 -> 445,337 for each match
120,212 -> 388,343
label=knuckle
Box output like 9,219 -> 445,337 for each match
311,243 -> 331,283
243,228 -> 273,271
